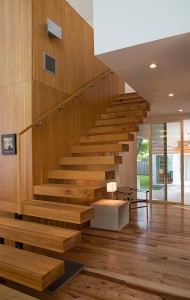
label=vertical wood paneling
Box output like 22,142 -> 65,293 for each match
0,81 -> 33,202
0,0 -> 32,206
32,0 -> 108,94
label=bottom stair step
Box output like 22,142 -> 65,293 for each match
0,217 -> 81,253
22,200 -> 94,224
0,244 -> 64,291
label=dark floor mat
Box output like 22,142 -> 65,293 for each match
45,259 -> 85,295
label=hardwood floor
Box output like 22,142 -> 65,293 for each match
3,204 -> 190,299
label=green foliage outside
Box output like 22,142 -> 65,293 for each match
137,140 -> 149,161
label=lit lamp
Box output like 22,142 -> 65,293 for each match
107,182 -> 117,199
159,169 -> 164,175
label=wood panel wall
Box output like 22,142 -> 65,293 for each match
32,0 -> 125,189
0,0 -> 33,205
32,0 -> 108,94
0,0 -> 125,218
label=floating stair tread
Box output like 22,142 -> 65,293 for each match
107,102 -> 150,113
0,200 -> 18,213
0,285 -> 38,300
0,244 -> 64,291
115,92 -> 139,100
0,217 -> 81,253
87,124 -> 139,135
80,132 -> 134,144
95,116 -> 143,127
23,200 -> 94,224
34,184 -> 105,200
60,156 -> 122,165
113,97 -> 145,105
70,143 -> 129,154
101,110 -> 147,120
47,170 -> 115,180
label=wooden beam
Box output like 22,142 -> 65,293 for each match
0,285 -> 38,300
34,184 -> 105,200
107,102 -> 150,113
95,116 -> 143,127
80,133 -> 134,144
0,244 -> 64,291
87,124 -> 139,135
0,217 -> 81,253
47,170 -> 115,181
23,200 -> 94,224
70,144 -> 129,154
60,156 -> 122,165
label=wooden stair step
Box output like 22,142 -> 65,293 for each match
80,132 -> 134,144
23,200 -> 94,224
115,92 -> 139,100
70,143 -> 129,154
113,97 -> 145,105
0,217 -> 81,253
87,124 -> 139,135
0,200 -> 18,213
0,285 -> 38,300
95,116 -> 143,127
0,244 -> 64,291
60,155 -> 122,165
47,170 -> 115,180
101,110 -> 147,120
34,184 -> 105,200
107,102 -> 150,113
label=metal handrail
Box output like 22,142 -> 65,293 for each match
17,70 -> 112,213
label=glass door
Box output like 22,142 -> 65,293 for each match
184,120 -> 190,205
151,122 -> 181,203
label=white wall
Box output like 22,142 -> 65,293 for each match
93,0 -> 190,55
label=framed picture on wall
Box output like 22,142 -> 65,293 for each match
1,134 -> 17,155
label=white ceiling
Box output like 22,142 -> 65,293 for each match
66,1 -> 190,118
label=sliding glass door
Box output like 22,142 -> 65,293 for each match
151,122 -> 181,202
137,120 -> 190,204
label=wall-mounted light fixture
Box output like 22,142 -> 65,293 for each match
47,18 -> 62,40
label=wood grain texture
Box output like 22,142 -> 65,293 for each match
32,0 -> 108,94
80,133 -> 134,144
47,170 -> 115,181
16,204 -> 190,299
87,124 -> 139,135
60,156 -> 122,165
23,200 -> 94,223
59,204 -> 190,299
70,144 -> 129,154
0,0 -> 32,87
34,184 -> 105,199
0,217 -> 81,253
0,285 -> 38,300
107,102 -> 150,113
0,244 -> 64,291
95,116 -> 143,126
101,110 -> 147,119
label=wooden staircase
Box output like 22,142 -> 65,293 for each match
34,92 -> 149,208
0,92 -> 150,291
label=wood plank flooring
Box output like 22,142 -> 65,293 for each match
3,204 -> 190,299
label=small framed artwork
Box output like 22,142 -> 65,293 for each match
1,134 -> 17,155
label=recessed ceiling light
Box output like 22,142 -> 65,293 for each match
168,93 -> 174,97
179,109 -> 183,112
149,63 -> 157,69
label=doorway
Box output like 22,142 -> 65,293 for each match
137,119 -> 190,204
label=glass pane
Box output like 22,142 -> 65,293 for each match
167,122 -> 181,203
137,124 -> 149,199
184,120 -> 190,205
152,122 -> 181,202
152,124 -> 166,201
